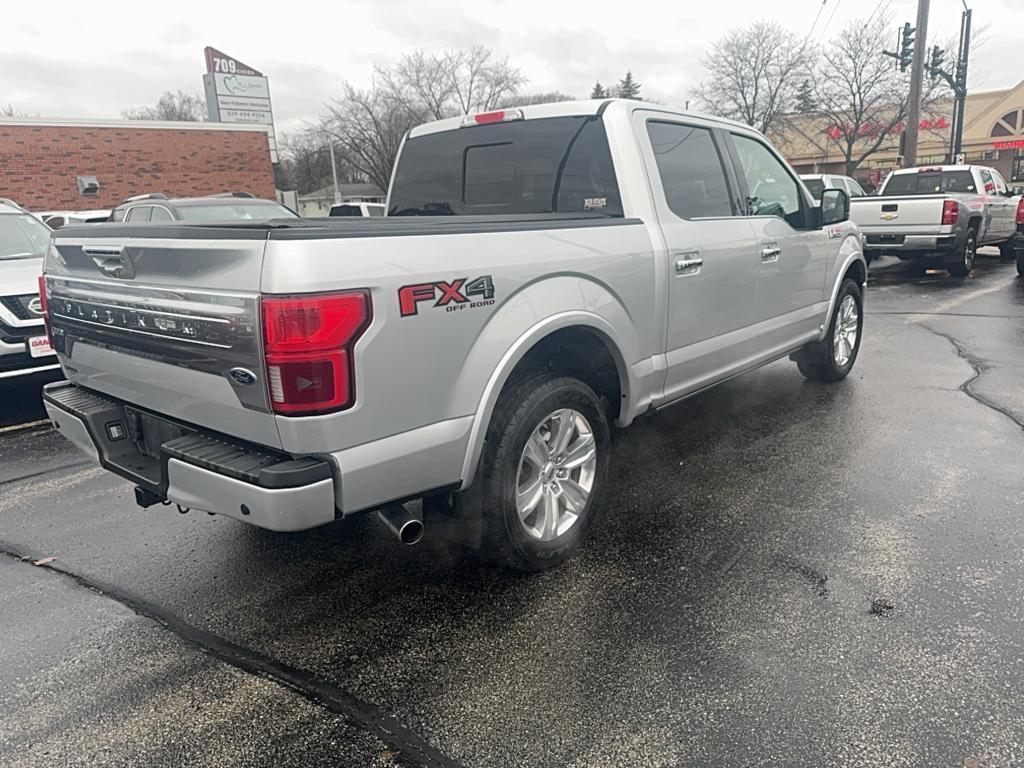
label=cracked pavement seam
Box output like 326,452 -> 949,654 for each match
918,323 -> 1024,431
0,539 -> 464,768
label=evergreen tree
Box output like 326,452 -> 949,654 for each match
795,79 -> 817,114
590,81 -> 608,99
617,70 -> 642,100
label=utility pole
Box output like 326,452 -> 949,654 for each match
952,6 -> 972,159
927,4 -> 972,162
902,0 -> 930,167
328,141 -> 341,205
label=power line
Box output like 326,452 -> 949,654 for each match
806,0 -> 827,42
816,0 -> 842,43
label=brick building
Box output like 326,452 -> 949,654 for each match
0,118 -> 276,212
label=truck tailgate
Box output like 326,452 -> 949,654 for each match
851,195 -> 946,234
45,228 -> 282,449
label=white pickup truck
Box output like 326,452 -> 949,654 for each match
851,164 -> 1022,275
41,100 -> 866,570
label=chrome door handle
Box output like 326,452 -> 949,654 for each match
675,256 -> 703,275
761,245 -> 782,262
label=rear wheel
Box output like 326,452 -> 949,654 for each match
948,228 -> 977,277
457,374 -> 611,571
794,278 -> 863,383
1017,249 -> 1024,277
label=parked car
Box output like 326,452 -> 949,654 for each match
0,200 -> 59,381
108,192 -> 297,223
800,174 -> 868,201
851,164 -> 1021,276
37,210 -> 112,229
329,202 -> 386,217
41,99 -> 866,570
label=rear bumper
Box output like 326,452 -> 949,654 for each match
862,233 -> 958,252
43,381 -> 336,532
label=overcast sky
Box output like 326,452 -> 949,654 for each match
4,0 -> 1022,136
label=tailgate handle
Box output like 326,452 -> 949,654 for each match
82,246 -> 135,280
881,204 -> 898,212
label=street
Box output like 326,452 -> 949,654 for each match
1,254 -> 1023,768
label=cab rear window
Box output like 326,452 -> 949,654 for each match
388,116 -> 623,217
882,170 -> 977,195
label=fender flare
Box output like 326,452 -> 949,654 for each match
819,236 -> 868,342
456,310 -> 635,490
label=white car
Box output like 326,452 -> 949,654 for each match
328,202 -> 385,217
0,200 -> 59,380
36,210 -> 112,229
800,174 -> 868,201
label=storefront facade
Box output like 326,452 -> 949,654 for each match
776,79 -> 1024,189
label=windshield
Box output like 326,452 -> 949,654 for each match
802,178 -> 826,200
389,115 -> 623,216
0,214 -> 51,260
177,201 -> 296,221
881,170 -> 977,196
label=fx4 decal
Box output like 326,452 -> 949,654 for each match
399,276 -> 496,317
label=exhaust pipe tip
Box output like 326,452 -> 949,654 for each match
376,503 -> 424,545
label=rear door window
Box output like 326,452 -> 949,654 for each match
389,116 -> 623,216
646,121 -> 734,219
125,206 -> 152,222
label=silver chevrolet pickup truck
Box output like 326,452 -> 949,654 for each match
42,100 -> 866,570
851,164 -> 1022,275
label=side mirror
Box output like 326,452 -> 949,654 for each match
821,188 -> 850,226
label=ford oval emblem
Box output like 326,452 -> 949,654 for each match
229,367 -> 258,386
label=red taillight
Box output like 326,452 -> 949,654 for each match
459,108 -> 525,127
941,200 -> 959,226
1016,199 -> 1024,226
262,291 -> 371,416
37,274 -> 52,343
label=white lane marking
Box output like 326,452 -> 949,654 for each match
0,419 -> 50,435
909,276 -> 1011,325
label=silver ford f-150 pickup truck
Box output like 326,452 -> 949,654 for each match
42,100 -> 866,570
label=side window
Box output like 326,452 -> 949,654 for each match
646,121 -> 734,219
149,206 -> 174,222
125,206 -> 152,223
846,178 -> 866,197
730,133 -> 804,228
110,207 -> 126,222
991,170 -> 1008,194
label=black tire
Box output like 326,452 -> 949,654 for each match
999,241 -> 1016,261
793,278 -> 863,383
457,374 -> 611,571
1017,250 -> 1024,278
948,228 -> 977,277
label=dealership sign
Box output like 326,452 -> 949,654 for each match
202,47 -> 278,161
993,139 -> 1024,150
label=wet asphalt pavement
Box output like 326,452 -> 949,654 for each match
2,254 -> 1023,767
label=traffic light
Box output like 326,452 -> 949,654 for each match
928,46 -> 945,78
899,22 -> 916,72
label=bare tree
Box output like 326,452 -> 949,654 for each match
123,90 -> 206,121
319,47 -> 527,192
1,104 -> 26,117
275,129 -> 363,194
379,47 -> 527,120
320,83 -> 425,192
813,10 -> 950,175
694,21 -> 811,135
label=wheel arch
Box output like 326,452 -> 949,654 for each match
820,235 -> 868,342
456,310 -> 637,491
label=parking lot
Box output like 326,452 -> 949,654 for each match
1,254 -> 1022,768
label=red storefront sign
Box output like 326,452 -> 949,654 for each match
993,139 -> 1024,150
825,116 -> 949,140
